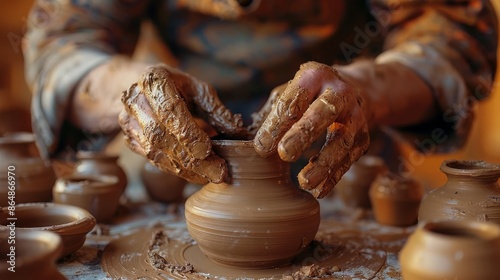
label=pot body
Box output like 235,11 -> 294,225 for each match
73,151 -> 127,195
419,160 -> 500,225
0,133 -> 56,205
369,172 -> 424,227
336,155 -> 387,209
53,175 -> 121,223
185,140 -> 320,269
140,161 -> 187,203
399,220 -> 500,280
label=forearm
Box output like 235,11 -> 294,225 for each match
337,59 -> 438,129
68,57 -> 150,133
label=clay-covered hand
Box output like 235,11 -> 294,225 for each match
252,61 -> 371,198
119,65 -> 246,185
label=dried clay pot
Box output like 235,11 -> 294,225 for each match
369,172 -> 424,227
140,161 -> 188,203
0,203 -> 96,257
73,151 -> 127,195
336,155 -> 387,209
185,140 -> 321,269
0,230 -> 66,279
419,160 -> 500,225
53,175 -> 121,223
399,220 -> 500,280
0,132 -> 56,206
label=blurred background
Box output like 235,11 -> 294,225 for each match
1,1 -> 500,190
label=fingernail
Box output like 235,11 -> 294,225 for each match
191,141 -> 210,159
254,130 -> 273,155
205,161 -> 228,183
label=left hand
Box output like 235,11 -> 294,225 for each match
251,61 -> 371,198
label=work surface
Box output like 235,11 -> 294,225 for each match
56,183 -> 413,279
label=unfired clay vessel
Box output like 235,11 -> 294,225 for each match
369,172 -> 424,227
185,140 -> 320,269
0,230 -> 65,279
336,155 -> 387,209
0,203 -> 96,257
73,151 -> 127,195
419,160 -> 500,225
399,220 -> 500,280
140,161 -> 187,203
0,132 -> 56,205
53,175 -> 121,223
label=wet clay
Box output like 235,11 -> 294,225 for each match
102,227 -> 387,279
419,160 -> 500,225
185,140 -> 320,268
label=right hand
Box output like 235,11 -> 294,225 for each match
119,64 -> 246,185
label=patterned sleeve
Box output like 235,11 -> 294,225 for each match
368,0 -> 498,152
23,0 -> 151,159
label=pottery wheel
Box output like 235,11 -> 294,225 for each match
102,227 -> 387,279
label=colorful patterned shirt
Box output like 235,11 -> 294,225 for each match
23,0 -> 498,158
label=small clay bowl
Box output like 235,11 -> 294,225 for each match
53,174 -> 121,223
400,220 -> 500,279
0,203 -> 96,257
140,161 -> 187,203
369,172 -> 424,227
0,230 -> 65,279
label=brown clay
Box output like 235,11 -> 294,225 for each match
0,203 -> 96,257
418,160 -> 500,225
73,151 -> 128,195
185,140 -> 320,269
0,230 -> 66,279
369,172 -> 424,227
101,227 -> 386,279
0,132 -> 56,206
53,175 -> 122,223
336,155 -> 387,209
140,161 -> 188,203
400,220 -> 500,280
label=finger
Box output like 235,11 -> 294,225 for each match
277,87 -> 351,162
298,115 -> 370,198
248,83 -> 287,135
139,66 -> 212,159
254,62 -> 340,157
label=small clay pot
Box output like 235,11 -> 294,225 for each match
140,161 -> 187,203
185,140 -> 320,269
369,172 -> 424,227
73,151 -> 128,195
0,230 -> 65,279
336,155 -> 387,209
0,132 -> 56,205
53,175 -> 121,223
419,160 -> 500,225
399,220 -> 500,280
0,203 -> 96,257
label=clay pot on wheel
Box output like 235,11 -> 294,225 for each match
53,175 -> 122,223
185,140 -> 320,269
369,172 -> 424,227
336,155 -> 387,209
73,151 -> 128,195
0,132 -> 56,205
399,220 -> 500,280
140,161 -> 187,203
0,230 -> 65,280
418,160 -> 500,225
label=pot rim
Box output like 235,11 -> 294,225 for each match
0,132 -> 35,145
211,139 -> 253,147
421,220 -> 500,242
440,159 -> 500,177
76,150 -> 120,160
0,230 -> 63,269
0,203 -> 96,235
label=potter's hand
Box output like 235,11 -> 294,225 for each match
119,65 -> 246,185
252,61 -> 370,198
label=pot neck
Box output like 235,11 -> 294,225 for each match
0,134 -> 39,158
441,160 -> 500,186
212,140 -> 290,180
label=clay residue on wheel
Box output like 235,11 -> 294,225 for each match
147,230 -> 194,273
